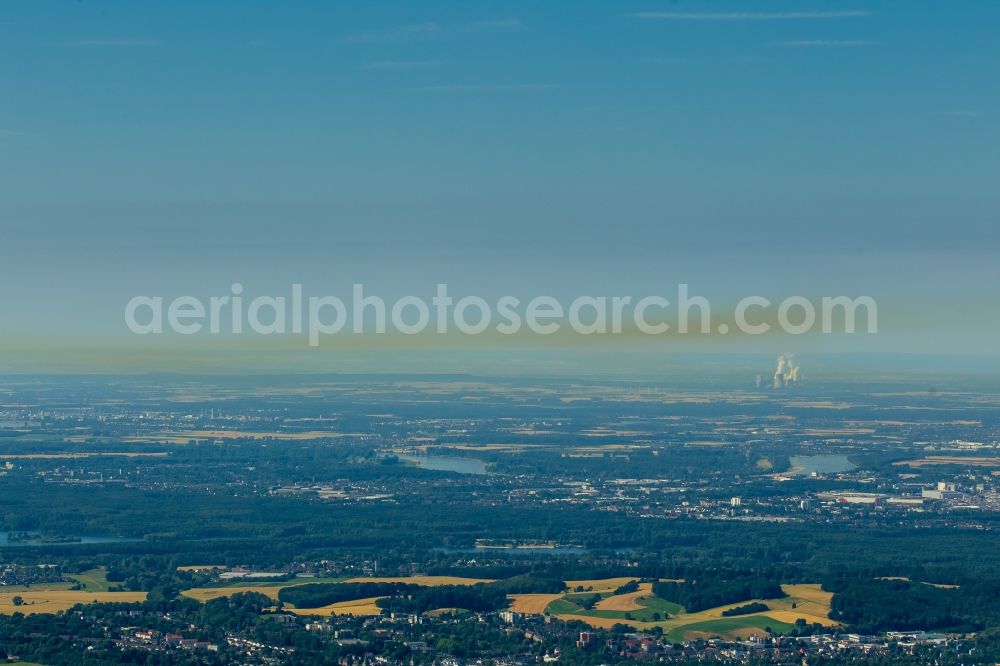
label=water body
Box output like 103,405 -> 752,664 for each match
397,454 -> 489,475
790,454 -> 856,475
0,531 -> 140,547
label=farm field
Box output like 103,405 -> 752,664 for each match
894,456 -> 1000,468
595,582 -> 654,610
565,577 -> 641,593
512,581 -> 838,641
69,568 -> 114,592
0,589 -> 147,615
182,577 -> 346,602
181,574 -> 492,603
183,585 -> 285,601
547,592 -> 680,623
285,596 -> 383,617
665,616 -> 797,642
0,567 -> 116,602
509,593 -> 564,614
343,575 -> 493,586
181,573 -> 836,640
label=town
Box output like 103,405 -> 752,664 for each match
0,373 -> 998,663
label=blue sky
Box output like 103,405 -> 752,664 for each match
1,1 -> 998,368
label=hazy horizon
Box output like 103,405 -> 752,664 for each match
2,1 -> 998,369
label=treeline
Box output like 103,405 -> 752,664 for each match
569,593 -> 602,611
652,572 -> 785,612
376,584 -> 509,614
489,573 -> 565,594
721,602 -> 770,617
827,577 -> 1000,633
278,582 -> 423,609
614,580 -> 640,595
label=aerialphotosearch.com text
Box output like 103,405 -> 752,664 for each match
124,283 -> 878,347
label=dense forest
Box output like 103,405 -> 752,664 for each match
377,584 -> 510,614
652,573 -> 786,612
827,577 -> 1000,633
2,473 -> 998,583
278,581 -> 423,608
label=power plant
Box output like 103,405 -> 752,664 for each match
772,353 -> 800,388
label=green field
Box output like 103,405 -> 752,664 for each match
535,583 -> 836,639
68,568 -> 113,592
665,616 -> 796,642
0,568 -> 112,594
547,594 -> 681,621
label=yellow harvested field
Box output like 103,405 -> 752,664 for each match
565,577 -> 640,593
509,594 -> 564,614
684,627 -> 766,641
286,596 -> 383,617
653,584 -> 837,629
778,584 -> 833,606
765,609 -> 838,626
595,583 -> 653,611
555,613 -> 628,629
895,456 -> 1000,468
0,590 -> 147,615
545,582 -> 838,636
122,435 -> 197,444
344,576 -> 492,586
769,583 -> 839,626
182,575 -> 491,605
182,586 -> 282,601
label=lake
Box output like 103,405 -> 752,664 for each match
397,454 -> 489,475
790,454 -> 856,475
